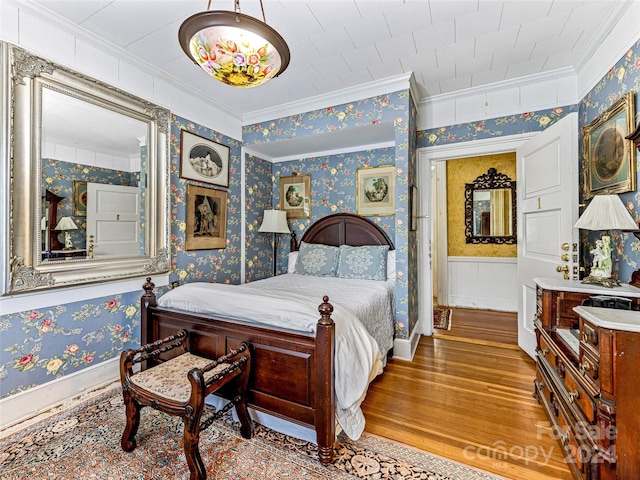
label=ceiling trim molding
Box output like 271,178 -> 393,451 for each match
415,67 -> 577,131
419,132 -> 537,161
242,72 -> 413,126
246,139 -> 396,163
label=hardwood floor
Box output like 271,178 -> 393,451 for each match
433,306 -> 519,348
362,311 -> 572,480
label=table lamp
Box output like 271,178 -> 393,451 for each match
258,209 -> 290,276
574,194 -> 638,287
54,216 -> 78,250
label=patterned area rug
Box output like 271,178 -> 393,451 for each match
0,386 -> 503,480
434,308 -> 452,330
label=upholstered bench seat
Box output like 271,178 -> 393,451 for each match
129,352 -> 232,403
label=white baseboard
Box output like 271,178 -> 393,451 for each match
392,325 -> 420,361
0,357 -> 120,431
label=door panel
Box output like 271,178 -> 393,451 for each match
87,183 -> 140,257
517,113 -> 578,358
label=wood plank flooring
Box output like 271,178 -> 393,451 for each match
433,306 -> 519,348
362,311 -> 572,480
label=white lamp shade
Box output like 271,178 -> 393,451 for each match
574,195 -> 638,231
54,216 -> 77,231
258,209 -> 290,234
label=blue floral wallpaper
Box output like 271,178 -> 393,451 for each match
579,39 -> 640,282
0,292 -> 140,398
244,154 -> 275,282
169,114 -> 243,285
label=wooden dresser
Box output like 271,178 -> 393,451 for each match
533,278 -> 640,479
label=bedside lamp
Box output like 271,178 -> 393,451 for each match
259,209 -> 290,276
574,194 -> 638,287
54,216 -> 78,250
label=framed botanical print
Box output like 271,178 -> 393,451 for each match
583,91 -> 636,198
73,180 -> 87,216
180,130 -> 230,188
279,174 -> 311,218
356,165 -> 395,216
186,184 -> 227,250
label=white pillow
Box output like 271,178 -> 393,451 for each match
288,251 -> 298,273
387,249 -> 396,280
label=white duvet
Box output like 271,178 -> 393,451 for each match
156,274 -> 394,439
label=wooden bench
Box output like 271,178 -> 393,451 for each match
119,330 -> 253,480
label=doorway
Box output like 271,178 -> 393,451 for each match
417,133 -> 536,337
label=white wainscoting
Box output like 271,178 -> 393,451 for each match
447,256 -> 517,312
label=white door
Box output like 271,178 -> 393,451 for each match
86,183 -> 141,257
517,113 -> 578,357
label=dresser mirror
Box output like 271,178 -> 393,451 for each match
464,168 -> 516,244
4,43 -> 170,294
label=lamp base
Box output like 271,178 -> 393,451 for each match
581,275 -> 621,288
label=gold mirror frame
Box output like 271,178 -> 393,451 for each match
464,168 -> 516,245
4,43 -> 169,294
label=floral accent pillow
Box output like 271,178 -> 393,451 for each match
336,245 -> 390,281
295,242 -> 340,277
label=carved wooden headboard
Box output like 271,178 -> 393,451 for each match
291,213 -> 394,251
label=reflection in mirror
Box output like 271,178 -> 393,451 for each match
41,88 -> 148,262
6,42 -> 170,294
465,168 -> 516,244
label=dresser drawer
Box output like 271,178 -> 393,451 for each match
580,319 -> 600,357
556,396 -> 590,479
579,349 -> 599,388
563,368 -> 597,424
538,333 -> 557,369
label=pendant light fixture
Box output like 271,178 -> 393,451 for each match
179,0 -> 290,88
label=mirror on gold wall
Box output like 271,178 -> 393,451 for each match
464,168 -> 516,244
4,42 -> 170,294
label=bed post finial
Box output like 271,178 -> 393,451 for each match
318,295 -> 333,325
142,277 -> 155,298
290,231 -> 298,252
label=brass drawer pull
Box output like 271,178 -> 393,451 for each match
580,361 -> 590,374
568,390 -> 579,403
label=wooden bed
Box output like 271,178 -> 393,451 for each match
140,213 -> 394,465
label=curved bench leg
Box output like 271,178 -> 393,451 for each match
121,389 -> 140,452
184,423 -> 205,480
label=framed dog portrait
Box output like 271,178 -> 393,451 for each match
356,165 -> 395,216
186,184 -> 227,250
180,130 -> 230,188
583,91 -> 636,198
279,174 -> 311,218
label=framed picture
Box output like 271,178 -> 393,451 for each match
583,91 -> 636,198
73,180 -> 87,216
180,130 -> 230,188
186,184 -> 227,250
356,165 -> 395,216
279,174 -> 311,218
410,184 -> 418,231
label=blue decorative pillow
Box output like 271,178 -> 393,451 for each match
295,242 -> 340,277
336,245 -> 390,281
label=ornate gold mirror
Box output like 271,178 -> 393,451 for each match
4,43 -> 170,293
464,168 -> 516,244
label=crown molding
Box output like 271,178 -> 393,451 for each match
242,72 -> 414,125
245,139 -> 395,163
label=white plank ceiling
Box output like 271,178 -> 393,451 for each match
32,0 -> 629,122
